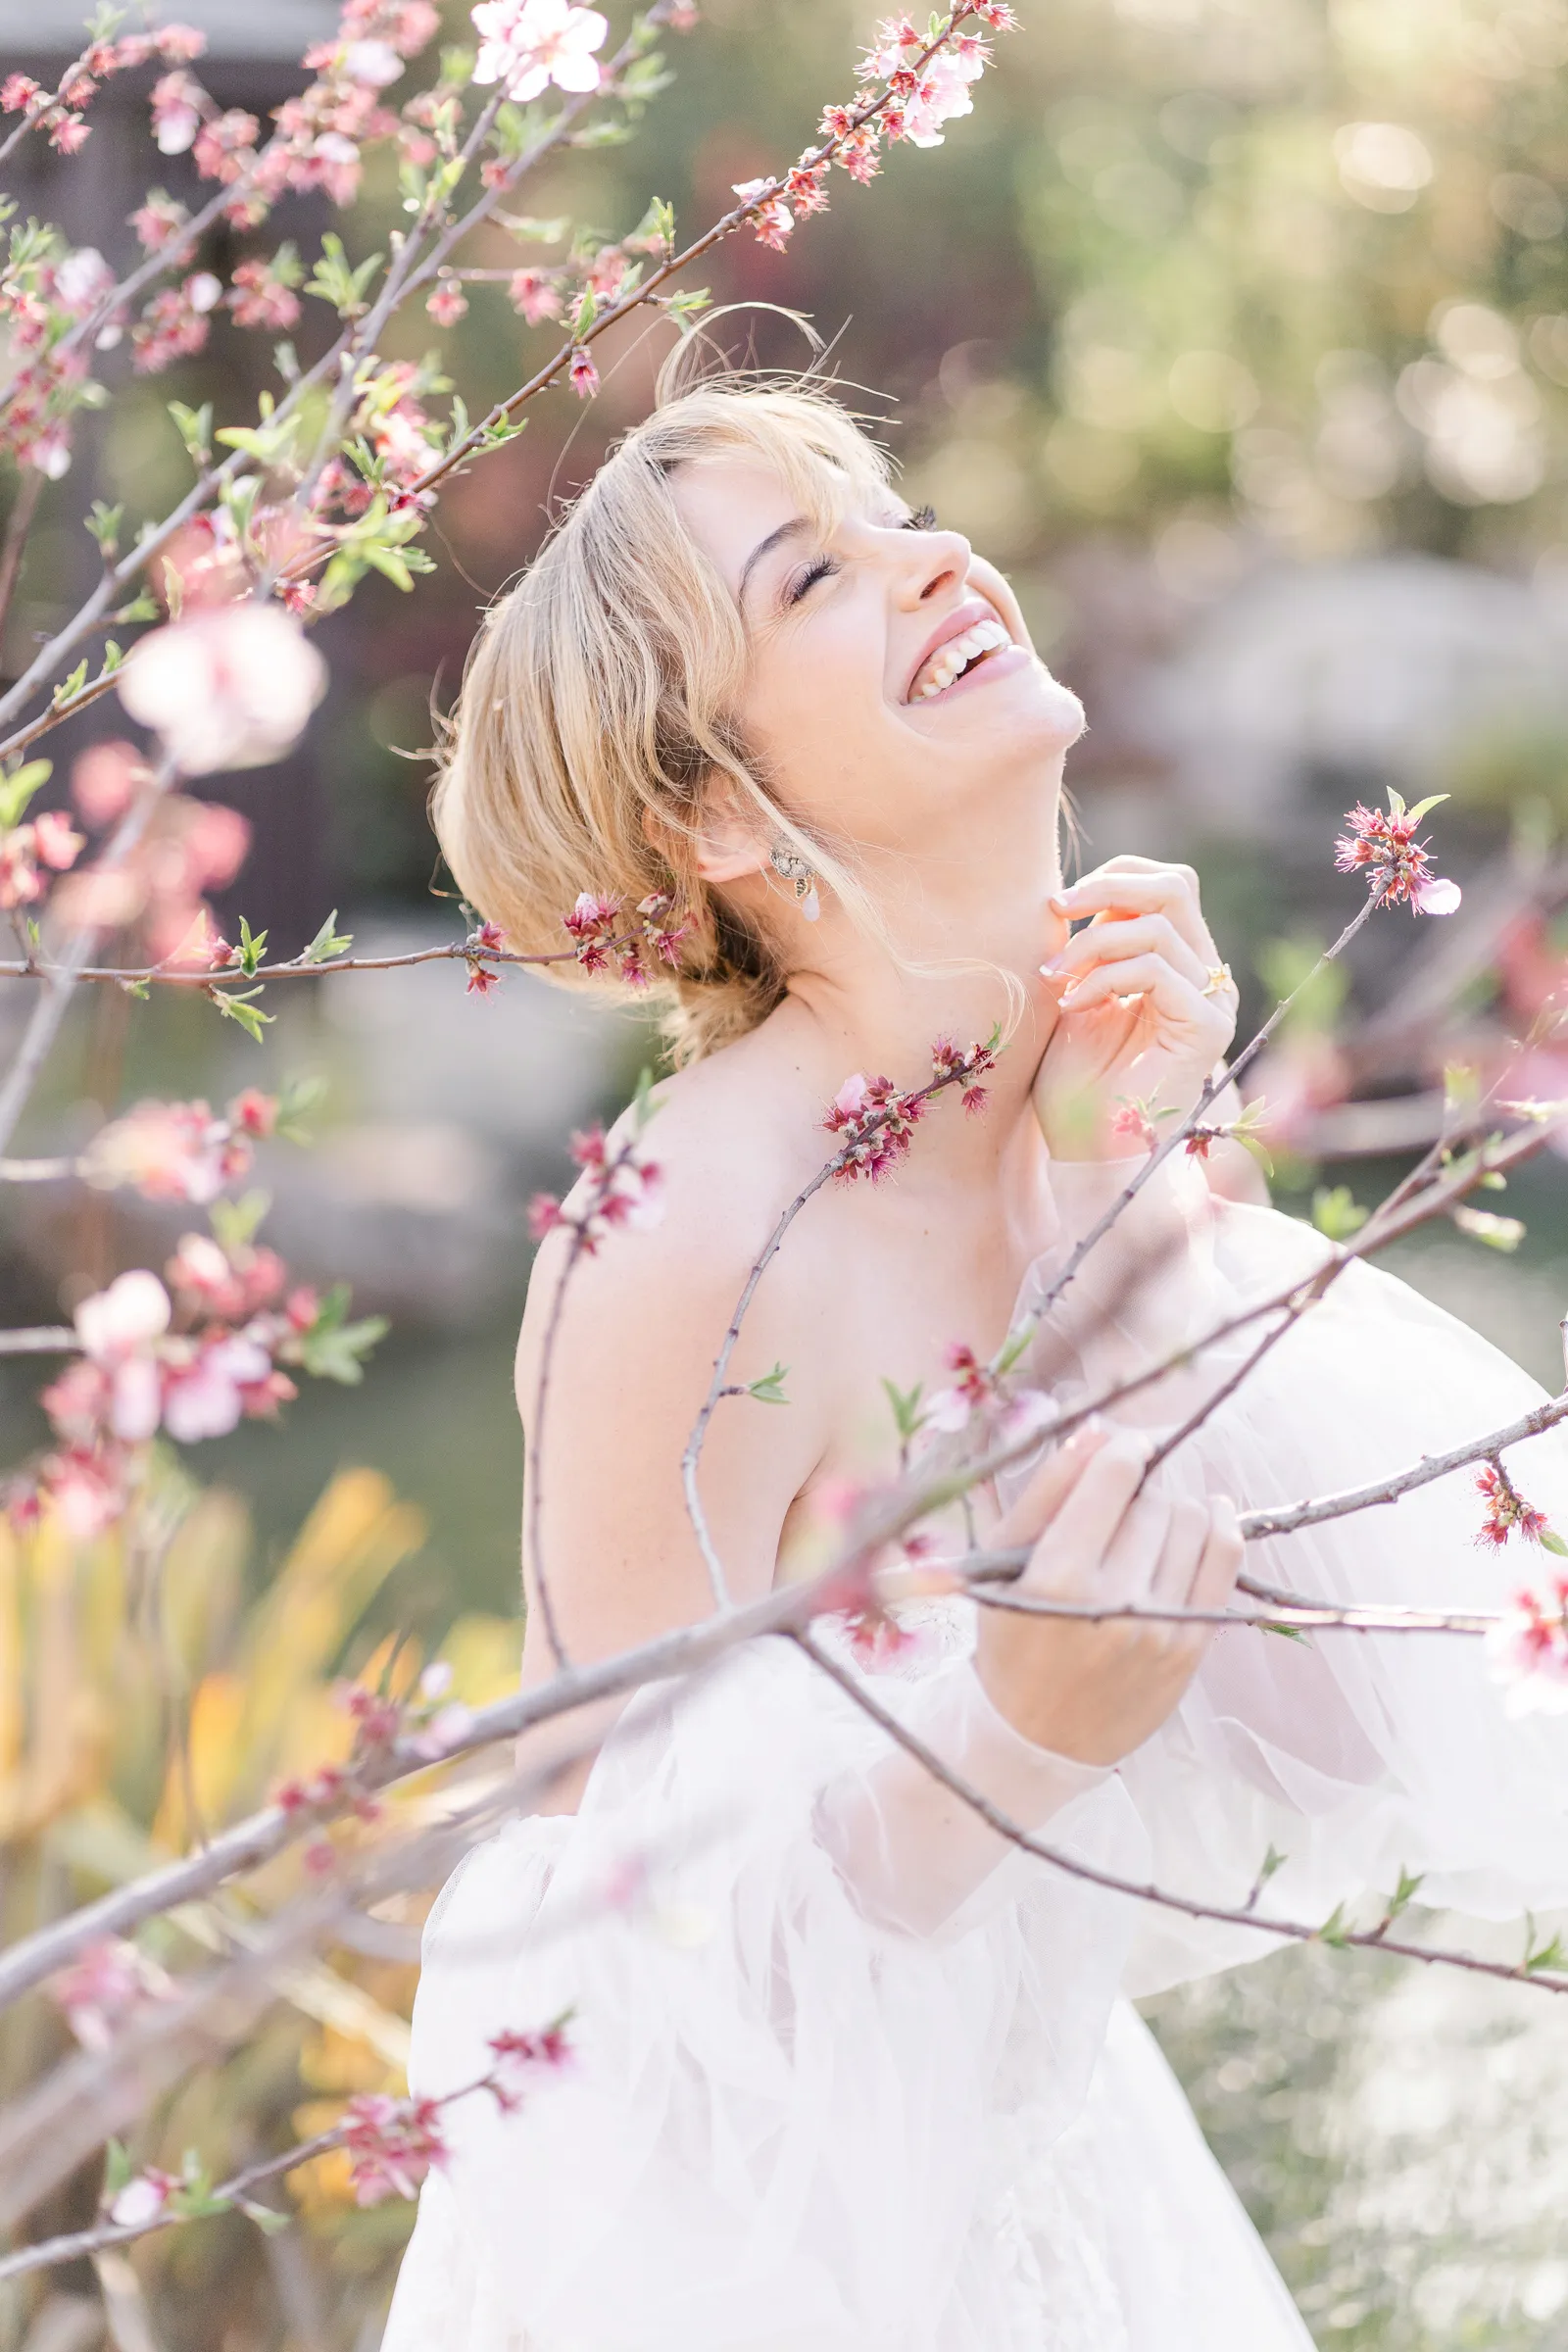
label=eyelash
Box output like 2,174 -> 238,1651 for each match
787,555 -> 839,605
783,509 -> 937,606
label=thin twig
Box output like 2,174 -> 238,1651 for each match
680,1050 -> 992,1604
791,1627 -> 1568,1995
1027,888 -> 1385,1328
0,1324 -> 74,1352
0,752 -> 178,1158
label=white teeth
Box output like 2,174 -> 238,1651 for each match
908,615 -> 1011,702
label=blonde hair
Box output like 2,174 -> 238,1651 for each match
431,373 -> 897,1064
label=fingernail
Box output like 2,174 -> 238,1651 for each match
1040,953 -> 1062,973
1065,1415 -> 1105,1450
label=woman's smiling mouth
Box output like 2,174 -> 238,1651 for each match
905,607 -> 1016,703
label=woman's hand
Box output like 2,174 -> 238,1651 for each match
1034,855 -> 1238,1160
975,1424 -> 1242,1767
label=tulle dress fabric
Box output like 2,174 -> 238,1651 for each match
383,1155 -> 1568,2352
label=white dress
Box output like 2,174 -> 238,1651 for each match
383,1153 -> 1568,2351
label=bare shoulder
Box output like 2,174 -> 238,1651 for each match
514,1019 -> 833,1429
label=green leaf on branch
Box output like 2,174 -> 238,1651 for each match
1450,1203 -> 1525,1250
236,917 -> 269,976
662,286 -> 710,328
1522,1912 -> 1568,1974
1404,793 -> 1449,826
103,2138 -> 134,2199
115,590 -> 160,626
237,2199 -> 291,2235
495,212 -> 570,244
1540,1528 -> 1568,1558
305,232 -> 385,318
301,908 -> 354,964
168,399 -> 214,466
293,1283 -> 389,1385
881,1377 -> 926,1444
1315,1900 -> 1350,1949
746,1362 -> 790,1405
1311,1184 -> 1368,1242
0,759 -> 52,828
212,987 -> 272,1044
52,660 -> 88,708
86,500 -> 122,559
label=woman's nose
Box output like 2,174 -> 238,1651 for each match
897,525 -> 972,607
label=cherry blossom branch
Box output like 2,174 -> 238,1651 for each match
0,1551 -> 858,2017
952,1391 -> 1568,1604
680,1042 -> 997,1604
0,928 -> 635,987
0,750 -> 178,1157
524,1116 -> 666,1661
962,1586 -> 1502,1636
0,13 -> 679,742
0,2129 -> 347,2285
791,1627 -> 1568,1994
1027,887 -> 1387,1329
948,1116 -> 1563,1521
404,3 -> 1000,497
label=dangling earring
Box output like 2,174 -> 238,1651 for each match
768,840 -> 821,922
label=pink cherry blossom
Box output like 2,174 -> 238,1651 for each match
426,279 -> 468,326
73,1271 -> 172,1443
50,1936 -> 172,2051
470,0 -> 608,101
342,2093 -> 449,2204
150,69 -> 203,154
509,268 -> 564,323
118,604 -> 327,775
1334,796 -> 1461,915
109,2170 -> 180,2230
1487,1575 -> 1568,1716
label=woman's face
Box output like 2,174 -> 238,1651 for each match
670,456 -> 1084,882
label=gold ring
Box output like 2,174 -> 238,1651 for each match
1201,962 -> 1233,998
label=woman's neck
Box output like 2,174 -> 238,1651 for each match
773,862 -> 1065,1176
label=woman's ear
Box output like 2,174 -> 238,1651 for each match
684,777 -> 768,888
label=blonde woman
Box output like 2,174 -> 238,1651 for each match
385,380 -> 1568,2351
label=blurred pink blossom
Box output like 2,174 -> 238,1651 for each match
471,0 -> 608,101
118,605 -> 326,774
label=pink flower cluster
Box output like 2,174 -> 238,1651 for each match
529,1124 -> 665,1250
0,806 -> 83,909
81,1087 -> 276,1205
274,1663 -> 472,1872
0,0 -> 441,473
342,2094 -> 450,2204
49,1935 -> 174,2053
0,23 -> 205,159
15,1225 -> 352,1535
824,1036 -> 997,1184
1475,1461 -> 1555,1549
1334,794 -> 1462,915
922,1340 -> 1054,1445
563,888 -> 692,985
729,4 -> 1016,255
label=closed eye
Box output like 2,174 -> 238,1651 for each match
786,554 -> 839,604
903,505 -> 937,530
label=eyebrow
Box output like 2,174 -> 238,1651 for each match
737,514 -> 812,606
